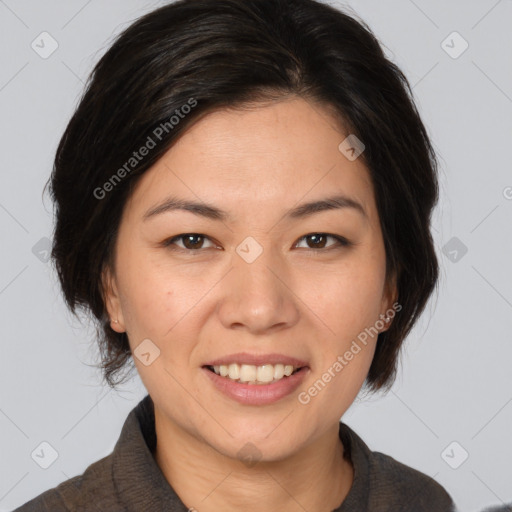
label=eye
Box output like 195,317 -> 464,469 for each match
163,233 -> 219,251
162,232 -> 351,253
294,233 -> 351,251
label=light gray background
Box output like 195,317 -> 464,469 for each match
0,1 -> 511,511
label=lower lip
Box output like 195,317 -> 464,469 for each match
202,366 -> 309,405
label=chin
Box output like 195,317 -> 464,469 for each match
217,437 -> 302,467
216,423 -> 305,459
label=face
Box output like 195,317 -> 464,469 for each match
104,96 -> 396,462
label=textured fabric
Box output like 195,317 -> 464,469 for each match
15,394 -> 456,512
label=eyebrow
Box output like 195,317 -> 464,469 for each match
142,194 -> 367,222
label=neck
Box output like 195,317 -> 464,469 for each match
153,410 -> 354,512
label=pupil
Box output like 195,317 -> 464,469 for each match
310,234 -> 325,248
184,235 -> 202,249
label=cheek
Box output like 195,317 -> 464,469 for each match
117,256 -> 179,339
297,333 -> 376,421
301,259 -> 385,334
117,257 -> 213,357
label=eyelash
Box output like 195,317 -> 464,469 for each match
161,233 -> 352,254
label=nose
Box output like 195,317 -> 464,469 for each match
217,246 -> 300,335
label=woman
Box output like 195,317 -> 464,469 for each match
16,0 -> 456,510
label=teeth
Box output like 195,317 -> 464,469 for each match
274,364 -> 285,380
257,364 -> 274,383
228,363 -> 240,380
210,363 -> 301,384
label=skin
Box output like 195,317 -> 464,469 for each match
104,96 -> 397,511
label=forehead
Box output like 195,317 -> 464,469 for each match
126,97 -> 377,226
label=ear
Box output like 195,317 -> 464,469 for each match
379,268 -> 399,333
101,264 -> 126,333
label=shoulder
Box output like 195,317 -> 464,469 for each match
479,506 -> 512,512
13,454 -> 117,512
14,395 -> 166,511
368,450 -> 455,509
339,422 -> 456,512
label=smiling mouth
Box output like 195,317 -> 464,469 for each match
204,363 -> 304,385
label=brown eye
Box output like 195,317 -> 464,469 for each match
295,233 -> 350,251
305,234 -> 328,249
164,233 -> 217,251
181,234 -> 204,249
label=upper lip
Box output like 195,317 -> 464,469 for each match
203,352 -> 309,368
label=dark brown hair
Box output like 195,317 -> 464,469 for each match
47,0 -> 439,391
